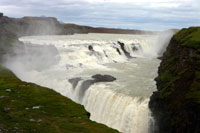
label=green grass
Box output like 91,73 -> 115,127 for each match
173,27 -> 200,49
0,65 -> 118,133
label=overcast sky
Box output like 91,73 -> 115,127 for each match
0,0 -> 199,30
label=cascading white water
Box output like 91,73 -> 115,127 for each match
4,33 -> 173,133
82,84 -> 152,133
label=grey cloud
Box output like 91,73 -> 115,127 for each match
0,0 -> 199,30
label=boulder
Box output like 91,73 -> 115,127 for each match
88,45 -> 94,51
92,74 -> 116,82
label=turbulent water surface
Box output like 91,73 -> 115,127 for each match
5,33 -> 168,133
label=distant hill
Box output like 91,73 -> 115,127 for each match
4,15 -> 160,36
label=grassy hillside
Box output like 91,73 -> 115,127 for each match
0,65 -> 118,132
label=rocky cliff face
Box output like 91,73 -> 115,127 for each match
149,27 -> 200,133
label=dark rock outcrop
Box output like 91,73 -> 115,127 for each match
92,74 -> 116,82
149,27 -> 200,133
88,45 -> 94,51
117,41 -> 132,58
116,48 -> 121,55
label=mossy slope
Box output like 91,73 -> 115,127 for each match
149,27 -> 200,133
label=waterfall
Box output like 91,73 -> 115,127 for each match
4,33 -> 167,133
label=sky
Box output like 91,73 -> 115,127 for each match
0,0 -> 199,30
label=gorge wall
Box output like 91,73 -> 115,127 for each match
149,27 -> 200,133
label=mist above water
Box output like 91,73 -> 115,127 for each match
4,33 -> 173,133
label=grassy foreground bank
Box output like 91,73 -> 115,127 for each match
0,65 -> 118,132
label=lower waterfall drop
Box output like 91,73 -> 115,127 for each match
82,84 -> 152,133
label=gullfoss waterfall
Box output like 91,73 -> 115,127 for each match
4,33 -> 173,133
